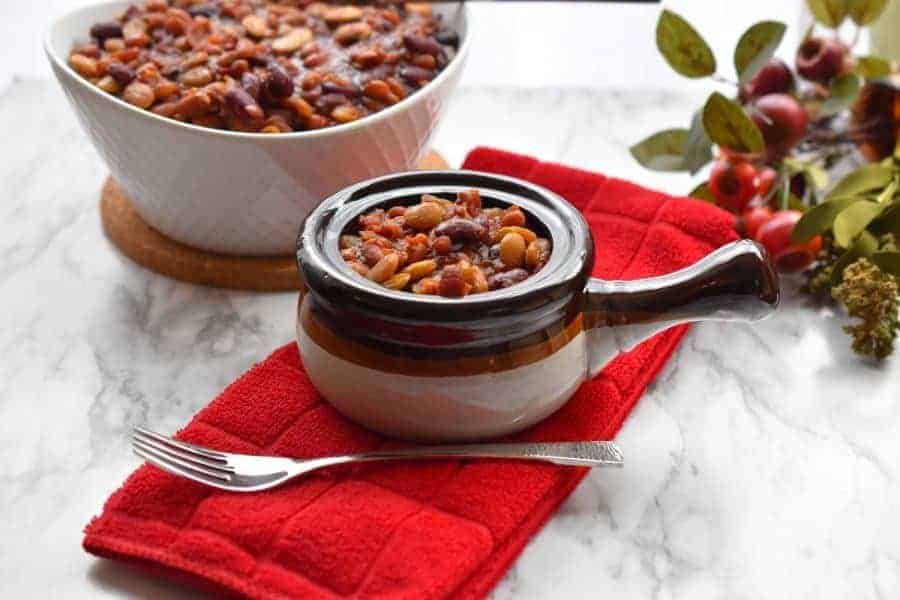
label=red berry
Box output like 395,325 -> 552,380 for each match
708,159 -> 758,213
755,167 -> 777,200
796,37 -> 847,83
751,94 -> 809,159
741,205 -> 774,239
740,59 -> 795,103
754,209 -> 821,272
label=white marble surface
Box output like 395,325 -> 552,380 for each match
2,78 -> 900,600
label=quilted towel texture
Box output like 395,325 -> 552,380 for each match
84,147 -> 738,599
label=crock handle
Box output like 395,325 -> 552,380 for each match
582,239 -> 780,378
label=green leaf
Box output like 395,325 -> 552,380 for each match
656,10 -> 717,78
734,21 -> 787,83
806,0 -> 848,27
834,200 -> 884,246
848,0 -> 889,25
877,178 -> 898,204
855,56 -> 892,80
630,129 -> 690,171
807,165 -> 830,190
796,197 -> 860,243
684,110 -> 713,174
689,181 -> 717,203
872,251 -> 900,275
826,164 -> 894,201
702,92 -> 765,154
821,73 -> 862,117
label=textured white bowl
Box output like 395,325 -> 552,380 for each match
46,1 -> 469,255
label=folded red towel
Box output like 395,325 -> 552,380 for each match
84,147 -> 738,599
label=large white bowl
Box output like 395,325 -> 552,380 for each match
46,2 -> 469,255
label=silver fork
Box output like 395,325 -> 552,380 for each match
132,426 -> 623,492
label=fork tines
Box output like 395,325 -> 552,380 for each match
132,426 -> 234,485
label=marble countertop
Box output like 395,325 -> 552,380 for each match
2,79 -> 899,599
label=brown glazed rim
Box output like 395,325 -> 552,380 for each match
296,170 -> 593,322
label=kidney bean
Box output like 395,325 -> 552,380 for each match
317,93 -> 348,111
399,66 -> 434,84
488,269 -> 530,291
224,88 -> 264,126
240,72 -> 262,100
187,4 -> 218,18
402,34 -> 443,57
433,218 -> 484,242
107,62 -> 137,86
265,61 -> 294,98
90,22 -> 124,43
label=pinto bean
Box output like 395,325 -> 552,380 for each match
367,253 -> 400,283
404,202 -> 444,230
499,232 -> 526,268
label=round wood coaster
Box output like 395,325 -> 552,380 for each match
100,150 -> 450,291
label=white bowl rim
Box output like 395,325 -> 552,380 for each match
44,0 -> 470,142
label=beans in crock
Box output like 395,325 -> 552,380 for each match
340,190 -> 553,297
68,1 -> 458,133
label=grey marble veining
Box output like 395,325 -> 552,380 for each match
1,80 -> 899,599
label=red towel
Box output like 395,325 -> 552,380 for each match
84,147 -> 738,599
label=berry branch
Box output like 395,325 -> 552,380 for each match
630,0 -> 900,359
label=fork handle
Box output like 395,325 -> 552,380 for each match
333,441 -> 623,468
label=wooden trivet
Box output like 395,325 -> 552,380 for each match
100,150 -> 450,291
